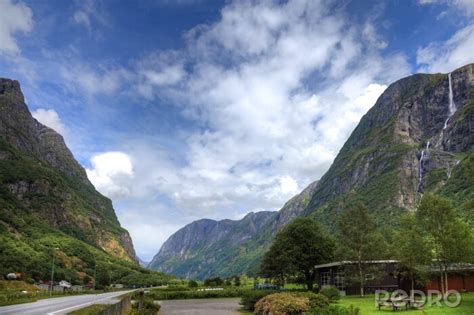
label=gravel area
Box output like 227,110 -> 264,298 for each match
158,298 -> 242,315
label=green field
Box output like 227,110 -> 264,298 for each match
340,293 -> 474,315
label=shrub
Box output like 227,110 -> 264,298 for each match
131,298 -> 161,315
143,287 -> 245,300
319,286 -> 340,302
240,290 -> 277,311
188,280 -> 198,288
254,293 -> 310,315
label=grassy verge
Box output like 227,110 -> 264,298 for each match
339,293 -> 474,315
68,304 -> 109,315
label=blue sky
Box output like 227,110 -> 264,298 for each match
0,0 -> 473,261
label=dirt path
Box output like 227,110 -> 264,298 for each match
159,298 -> 242,315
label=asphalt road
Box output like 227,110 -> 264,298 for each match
0,290 -> 134,315
159,298 -> 241,315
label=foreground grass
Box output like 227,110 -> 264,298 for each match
340,293 -> 474,315
68,304 -> 109,315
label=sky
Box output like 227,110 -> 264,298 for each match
0,0 -> 473,261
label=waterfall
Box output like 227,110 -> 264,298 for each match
443,73 -> 457,130
417,141 -> 430,192
447,160 -> 460,179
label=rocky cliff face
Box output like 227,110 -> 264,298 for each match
304,64 -> 474,227
149,64 -> 474,279
0,78 -> 136,262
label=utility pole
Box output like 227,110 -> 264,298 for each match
50,248 -> 58,296
93,263 -> 97,292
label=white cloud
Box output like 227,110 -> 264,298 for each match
72,0 -> 108,31
32,108 -> 67,135
418,0 -> 474,16
86,152 -> 134,198
60,64 -> 129,95
0,0 -> 33,55
120,0 -> 410,218
417,24 -> 474,72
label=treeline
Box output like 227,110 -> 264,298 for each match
260,193 -> 474,296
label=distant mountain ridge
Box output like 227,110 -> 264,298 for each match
149,64 -> 474,279
148,211 -> 275,278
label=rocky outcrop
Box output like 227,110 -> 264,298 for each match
0,78 -> 137,262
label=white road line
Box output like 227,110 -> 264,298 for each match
46,294 -> 119,315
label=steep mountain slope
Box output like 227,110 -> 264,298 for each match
148,211 -> 275,279
149,64 -> 474,279
0,78 -> 155,283
305,64 -> 473,227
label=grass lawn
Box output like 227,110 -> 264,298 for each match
339,293 -> 474,315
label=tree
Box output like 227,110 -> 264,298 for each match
416,193 -> 474,295
260,217 -> 334,290
337,203 -> 387,296
204,277 -> 223,287
188,279 -> 198,288
233,275 -> 241,287
393,213 -> 432,291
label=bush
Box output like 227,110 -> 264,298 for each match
131,297 -> 161,315
319,286 -> 340,302
254,293 -> 310,315
188,280 -> 198,288
240,290 -> 278,311
143,287 -> 245,300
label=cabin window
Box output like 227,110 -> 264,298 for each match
321,271 -> 331,286
334,272 -> 345,291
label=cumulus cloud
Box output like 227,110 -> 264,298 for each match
417,24 -> 474,72
32,108 -> 67,135
86,152 -> 134,198
0,0 -> 33,55
114,0 -> 409,219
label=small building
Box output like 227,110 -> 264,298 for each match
426,263 -> 474,292
315,260 -> 474,296
314,260 -> 402,296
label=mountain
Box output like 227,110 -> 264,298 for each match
0,78 -> 154,283
148,211 -> 275,279
149,64 -> 474,279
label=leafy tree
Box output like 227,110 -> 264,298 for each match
416,193 -> 474,295
260,217 -> 334,290
336,203 -> 387,296
204,277 -> 223,287
393,213 -> 432,291
188,279 -> 198,288
96,265 -> 111,289
233,275 -> 241,287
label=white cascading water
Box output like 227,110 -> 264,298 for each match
443,73 -> 457,130
418,141 -> 430,192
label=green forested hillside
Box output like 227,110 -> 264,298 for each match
0,78 -> 171,285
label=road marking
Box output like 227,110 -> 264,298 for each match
46,294 -> 119,315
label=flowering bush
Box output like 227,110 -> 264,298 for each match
254,293 -> 310,315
